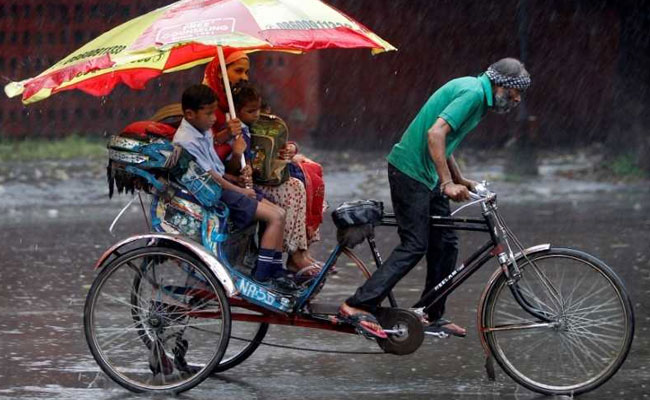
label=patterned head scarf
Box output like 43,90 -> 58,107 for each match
202,49 -> 250,133
203,50 -> 249,90
485,66 -> 531,91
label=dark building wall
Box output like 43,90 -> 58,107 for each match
316,0 -> 624,149
0,0 -> 201,139
251,52 -> 320,142
1,0 -> 647,156
609,0 -> 650,169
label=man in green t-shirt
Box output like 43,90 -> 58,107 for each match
339,58 -> 531,338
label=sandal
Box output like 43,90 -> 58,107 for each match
338,308 -> 387,339
292,264 -> 321,284
425,318 -> 466,338
322,261 -> 338,275
311,260 -> 338,275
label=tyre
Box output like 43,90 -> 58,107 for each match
211,305 -> 269,372
479,248 -> 634,396
84,246 -> 231,393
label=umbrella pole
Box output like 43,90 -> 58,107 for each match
217,45 -> 236,119
217,45 -> 246,171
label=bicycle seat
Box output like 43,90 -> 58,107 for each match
336,223 -> 374,248
331,199 -> 383,228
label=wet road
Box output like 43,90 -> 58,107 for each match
1,169 -> 649,399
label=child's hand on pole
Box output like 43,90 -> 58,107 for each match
232,134 -> 247,154
240,164 -> 253,189
225,114 -> 242,138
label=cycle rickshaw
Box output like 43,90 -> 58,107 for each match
84,124 -> 634,396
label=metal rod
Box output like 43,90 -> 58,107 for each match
109,195 -> 138,234
368,237 -> 398,308
138,192 -> 150,231
216,45 -> 245,170
482,322 -> 555,333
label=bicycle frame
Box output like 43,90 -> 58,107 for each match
375,199 -> 554,323
208,192 -> 551,328
380,213 -> 498,316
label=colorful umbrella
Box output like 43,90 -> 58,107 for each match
4,0 -> 396,106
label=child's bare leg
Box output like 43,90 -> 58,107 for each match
255,201 -> 285,250
252,201 -> 286,283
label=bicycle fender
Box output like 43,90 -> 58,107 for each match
92,233 -> 236,296
476,243 -> 550,355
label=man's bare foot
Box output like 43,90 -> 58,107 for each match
425,318 -> 466,337
338,302 -> 386,338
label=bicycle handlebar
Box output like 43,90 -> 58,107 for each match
450,181 -> 495,216
469,182 -> 492,200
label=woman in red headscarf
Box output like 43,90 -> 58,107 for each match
203,50 -> 324,278
203,49 -> 250,158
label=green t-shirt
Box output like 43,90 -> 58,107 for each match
386,74 -> 493,190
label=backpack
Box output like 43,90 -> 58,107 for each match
250,113 -> 290,186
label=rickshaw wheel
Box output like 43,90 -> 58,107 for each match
211,315 -> 269,373
84,246 -> 231,393
375,308 -> 424,355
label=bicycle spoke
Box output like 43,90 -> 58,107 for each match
93,316 -> 149,345
564,282 -> 612,315
558,333 -> 593,378
567,297 -> 619,317
99,328 -> 154,354
100,291 -> 151,314
559,329 -> 609,372
526,261 -> 564,311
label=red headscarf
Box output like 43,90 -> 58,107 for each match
203,49 -> 250,127
203,49 -> 249,160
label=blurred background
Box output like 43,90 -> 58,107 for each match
0,0 -> 649,175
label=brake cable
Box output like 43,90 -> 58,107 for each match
229,335 -> 386,355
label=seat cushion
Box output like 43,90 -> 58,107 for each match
121,121 -> 177,141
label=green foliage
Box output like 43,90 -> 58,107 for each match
0,135 -> 106,161
610,154 -> 647,179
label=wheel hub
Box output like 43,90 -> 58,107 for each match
148,315 -> 163,328
387,323 -> 409,340
375,308 -> 424,355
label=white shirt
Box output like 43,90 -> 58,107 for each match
173,118 -> 225,175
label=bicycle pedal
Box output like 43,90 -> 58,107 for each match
424,330 -> 450,339
356,327 -> 378,340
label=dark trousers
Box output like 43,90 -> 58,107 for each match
346,163 -> 459,321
